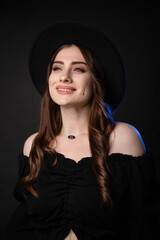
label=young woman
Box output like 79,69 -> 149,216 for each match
6,21 -> 159,240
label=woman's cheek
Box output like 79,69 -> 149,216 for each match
48,81 -> 55,99
48,76 -> 54,86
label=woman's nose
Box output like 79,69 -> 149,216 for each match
60,69 -> 72,82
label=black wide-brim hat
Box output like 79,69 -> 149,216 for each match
29,21 -> 127,111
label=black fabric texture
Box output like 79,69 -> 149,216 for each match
6,150 -> 160,240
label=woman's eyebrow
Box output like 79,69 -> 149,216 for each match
53,61 -> 87,65
72,61 -> 87,65
53,61 -> 64,64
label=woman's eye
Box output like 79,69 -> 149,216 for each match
52,66 -> 62,71
74,67 -> 85,72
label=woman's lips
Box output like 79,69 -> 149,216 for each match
56,88 -> 76,95
56,85 -> 76,90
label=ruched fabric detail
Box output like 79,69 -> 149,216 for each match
6,150 -> 160,240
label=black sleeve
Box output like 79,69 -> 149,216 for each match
108,150 -> 160,240
6,202 -> 34,240
13,153 -> 30,202
6,153 -> 33,240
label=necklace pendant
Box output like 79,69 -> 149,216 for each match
68,135 -> 75,139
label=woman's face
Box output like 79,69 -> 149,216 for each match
48,45 -> 93,108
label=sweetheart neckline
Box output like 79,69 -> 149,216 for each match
21,150 -> 149,165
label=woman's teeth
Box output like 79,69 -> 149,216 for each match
58,89 -> 74,92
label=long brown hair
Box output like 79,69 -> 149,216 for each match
19,44 -> 115,208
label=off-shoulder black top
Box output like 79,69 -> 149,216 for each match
6,150 -> 160,240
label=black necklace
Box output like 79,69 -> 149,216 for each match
68,135 -> 75,139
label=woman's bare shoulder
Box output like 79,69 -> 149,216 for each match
23,132 -> 38,157
109,121 -> 146,156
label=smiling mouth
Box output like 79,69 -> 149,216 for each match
56,88 -> 76,94
57,88 -> 75,92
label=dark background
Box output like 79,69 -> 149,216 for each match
0,2 -> 159,239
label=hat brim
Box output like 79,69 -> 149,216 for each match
29,21 -> 127,111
